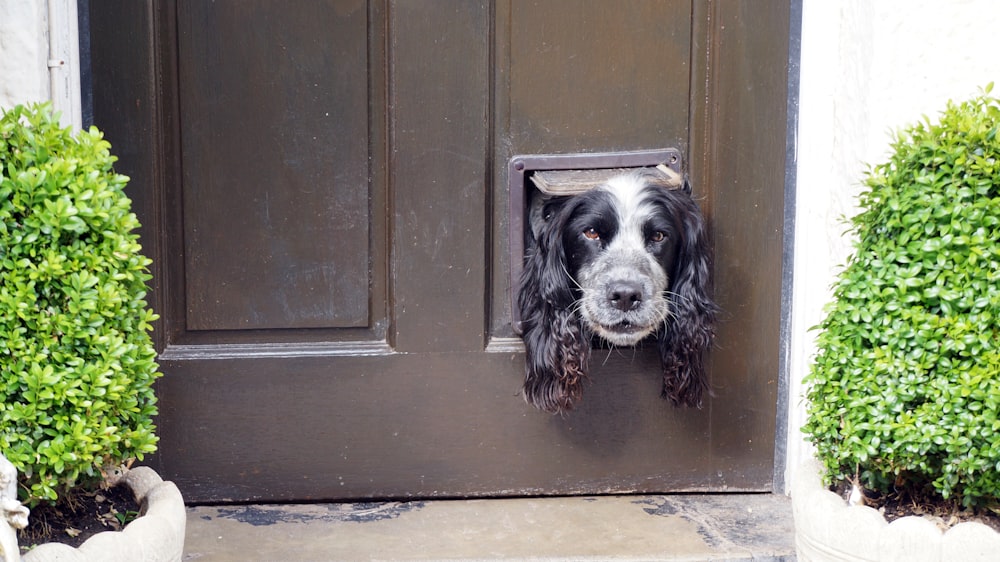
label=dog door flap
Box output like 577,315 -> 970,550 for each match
530,165 -> 684,196
508,149 -> 684,334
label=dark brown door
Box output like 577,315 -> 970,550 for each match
86,0 -> 792,503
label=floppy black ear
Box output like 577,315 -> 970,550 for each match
518,198 -> 590,413
658,193 -> 717,407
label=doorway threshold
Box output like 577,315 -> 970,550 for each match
184,493 -> 795,561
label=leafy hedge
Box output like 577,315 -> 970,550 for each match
804,89 -> 1000,507
0,104 -> 160,505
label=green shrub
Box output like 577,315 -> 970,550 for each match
803,88 -> 1000,507
0,103 -> 160,506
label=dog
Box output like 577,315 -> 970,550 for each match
518,168 -> 717,413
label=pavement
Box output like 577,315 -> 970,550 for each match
182,493 -> 796,561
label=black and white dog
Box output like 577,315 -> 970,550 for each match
518,168 -> 717,413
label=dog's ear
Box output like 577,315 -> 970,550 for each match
518,198 -> 590,413
658,191 -> 717,407
527,189 -> 552,241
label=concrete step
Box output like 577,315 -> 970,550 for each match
183,493 -> 795,561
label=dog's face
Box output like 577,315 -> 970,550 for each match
519,168 -> 716,413
559,174 -> 681,346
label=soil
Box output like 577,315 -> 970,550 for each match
832,479 -> 1000,533
17,484 -> 142,553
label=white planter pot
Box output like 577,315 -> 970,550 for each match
19,467 -> 185,562
792,459 -> 1000,562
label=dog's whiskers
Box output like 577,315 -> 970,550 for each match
665,289 -> 694,308
600,346 -> 615,365
561,262 -> 584,292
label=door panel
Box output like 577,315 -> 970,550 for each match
507,1 -> 691,153
177,2 -> 370,331
87,0 -> 792,503
158,352 -> 722,501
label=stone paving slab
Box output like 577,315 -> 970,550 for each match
183,494 -> 795,561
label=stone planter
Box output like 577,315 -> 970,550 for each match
1,455 -> 185,562
792,459 -> 1000,562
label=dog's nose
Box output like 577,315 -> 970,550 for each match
607,282 -> 643,311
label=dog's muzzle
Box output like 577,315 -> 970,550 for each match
582,275 -> 668,345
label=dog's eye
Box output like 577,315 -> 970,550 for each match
583,228 -> 601,240
650,231 -> 666,242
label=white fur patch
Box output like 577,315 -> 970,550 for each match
576,174 -> 671,345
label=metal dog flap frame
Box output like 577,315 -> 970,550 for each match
508,148 -> 683,334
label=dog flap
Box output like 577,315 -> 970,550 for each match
530,165 -> 683,195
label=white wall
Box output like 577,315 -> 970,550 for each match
787,0 -> 1000,487
0,1 -> 49,108
0,0 -> 81,127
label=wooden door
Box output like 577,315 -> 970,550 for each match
85,0 -> 792,503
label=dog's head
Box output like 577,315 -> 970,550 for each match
518,169 -> 717,413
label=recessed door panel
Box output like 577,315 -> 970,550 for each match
177,1 -> 370,331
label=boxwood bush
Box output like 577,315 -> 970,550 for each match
803,88 -> 1000,507
0,103 -> 160,506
